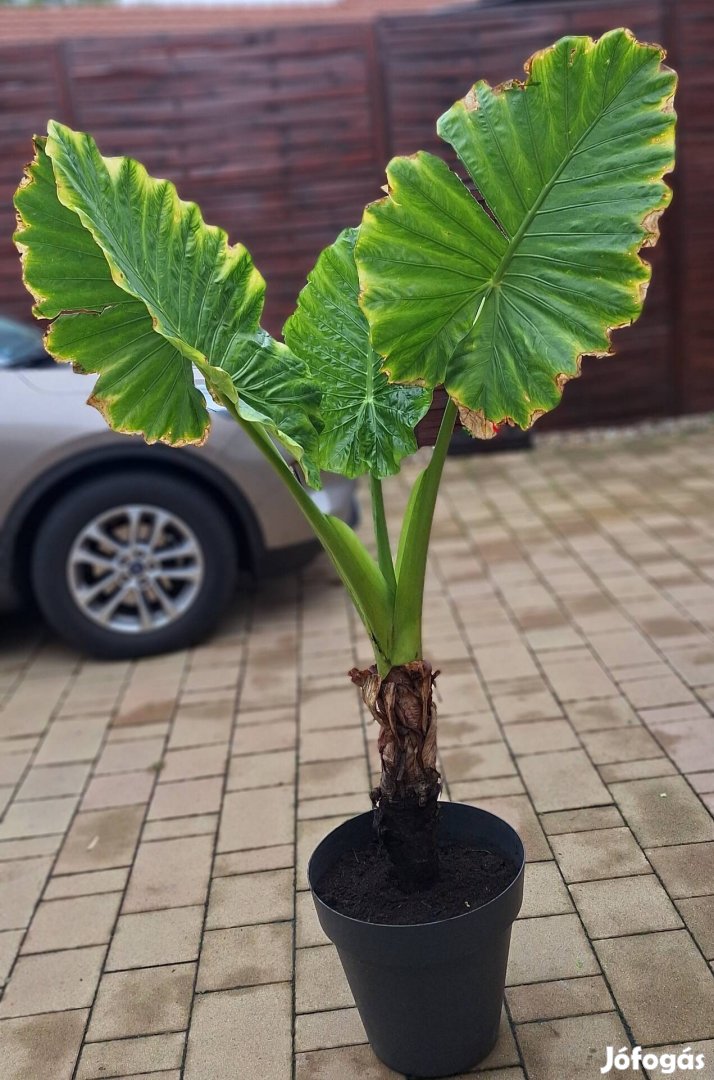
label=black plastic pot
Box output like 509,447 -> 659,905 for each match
308,801 -> 525,1078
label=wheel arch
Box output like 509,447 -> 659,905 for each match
5,444 -> 266,606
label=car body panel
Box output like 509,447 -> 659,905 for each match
0,344 -> 356,610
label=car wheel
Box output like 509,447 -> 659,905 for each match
31,469 -> 238,658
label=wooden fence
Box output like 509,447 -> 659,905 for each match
1,0 -> 710,428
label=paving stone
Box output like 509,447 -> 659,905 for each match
292,1043 -> 401,1077
22,892 -> 121,954
0,785 -> 14,816
81,771 -> 155,811
492,686 -> 562,725
296,943 -> 353,1012
147,777 -> 223,820
0,946 -> 104,1017
595,930 -> 714,1045
300,726 -> 365,763
227,750 -> 295,792
123,834 -> 214,912
519,749 -> 611,813
44,867 -> 129,900
507,974 -> 613,1022
299,758 -> 368,799
17,762 -> 91,800
0,1009 -> 89,1080
113,698 -> 176,730
464,795 -> 551,862
639,703 -> 710,727
622,675 -> 696,710
106,721 -> 169,744
34,717 -> 107,765
474,642 -> 540,683
506,914 -> 599,986
504,719 -> 580,755
0,929 -> 22,987
437,711 -> 502,747
527,625 -> 583,652
0,796 -> 78,840
689,772 -> 714,794
641,1040 -> 714,1080
610,776 -> 714,847
0,857 -> 53,930
213,844 -> 294,877
141,813 -> 218,841
300,688 -> 361,732
94,740 -> 164,777
570,874 -> 683,938
298,793 -> 369,820
169,698 -> 233,747
206,868 -> 294,928
566,696 -> 640,733
86,1070 -> 180,1080
439,741 -> 517,783
158,743 -> 228,782
295,1006 -> 367,1052
86,962 -> 196,1040
449,776 -> 525,800
296,816 -> 358,887
518,862 -> 573,918
106,905 -> 204,969
76,1031 -> 185,1079
540,805 -> 624,835
580,725 -> 664,764
55,806 -> 144,874
646,842 -> 714,898
217,785 -> 294,852
589,629 -> 660,668
232,719 -> 296,756
540,651 -> 617,701
599,757 -> 678,782
647,718 -> 714,773
184,983 -> 292,1080
677,896 -> 714,959
434,665 -> 491,715
0,750 -> 32,787
551,827 -> 651,883
0,835 -> 62,861
517,1012 -> 635,1080
197,922 -> 292,991
662,645 -> 714,687
466,1069 -> 524,1080
296,889 -> 329,947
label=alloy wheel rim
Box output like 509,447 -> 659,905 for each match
66,503 -> 204,634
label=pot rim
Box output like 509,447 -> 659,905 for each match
308,801 -> 525,932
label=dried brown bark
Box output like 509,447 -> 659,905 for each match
349,660 -> 441,888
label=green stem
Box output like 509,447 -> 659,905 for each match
221,399 -> 394,671
370,474 -> 396,595
390,396 -> 458,663
222,399 -> 325,534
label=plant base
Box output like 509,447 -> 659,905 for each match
308,801 -> 525,1078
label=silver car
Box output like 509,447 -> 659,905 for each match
0,315 -> 355,657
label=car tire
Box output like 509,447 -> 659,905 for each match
31,469 -> 238,659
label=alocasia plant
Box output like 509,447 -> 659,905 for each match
14,28 -> 676,885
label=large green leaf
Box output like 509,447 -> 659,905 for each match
15,138 -> 209,445
356,29 -> 677,437
283,228 -> 431,478
16,122 -> 322,483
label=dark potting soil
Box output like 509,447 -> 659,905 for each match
316,840 -> 519,925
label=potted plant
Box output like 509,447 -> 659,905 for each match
14,27 -> 675,1078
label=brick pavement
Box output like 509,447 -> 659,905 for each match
1,427 -> 714,1079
